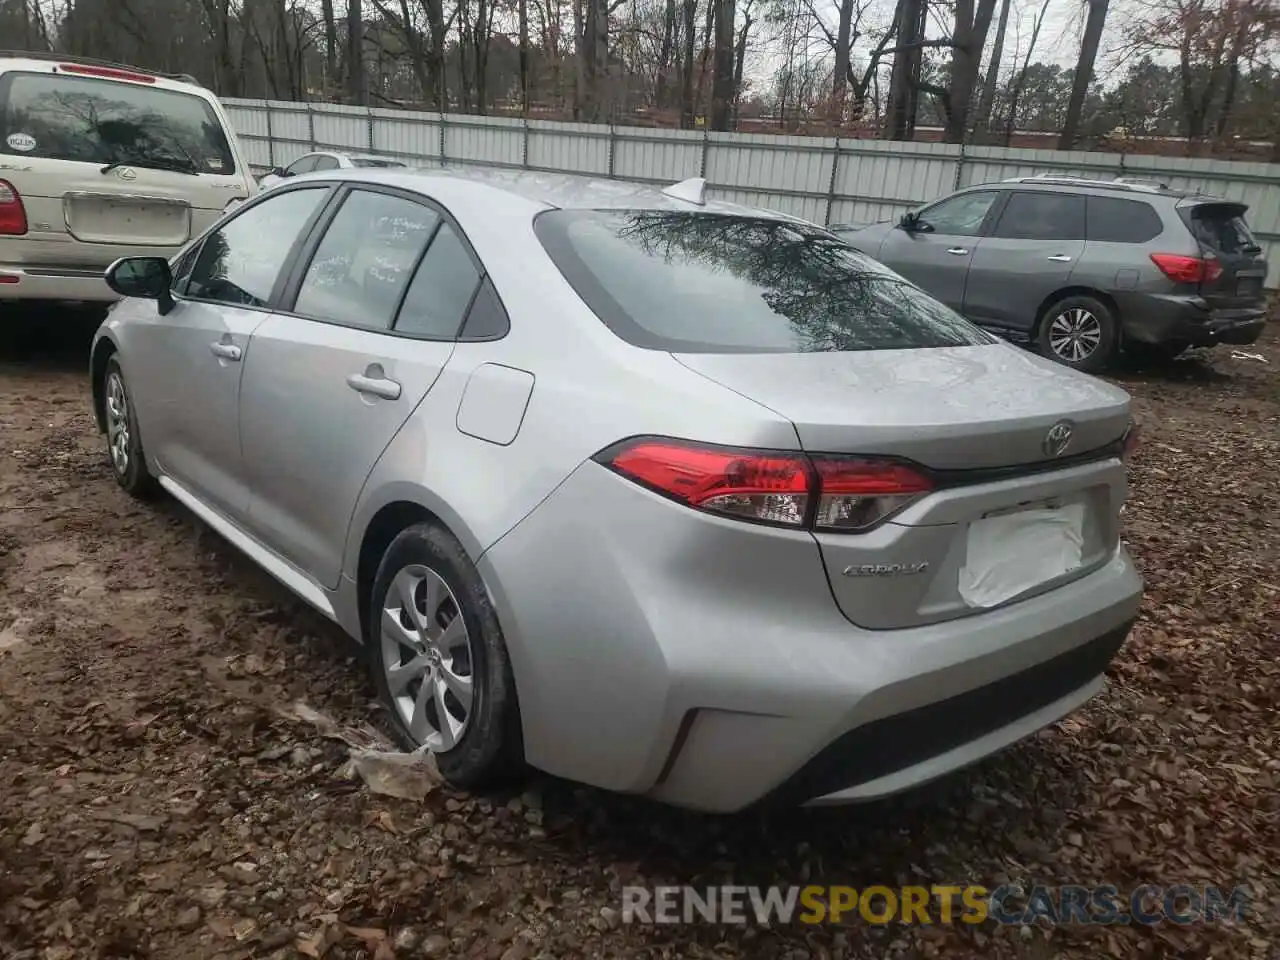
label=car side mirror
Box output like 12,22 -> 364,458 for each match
900,211 -> 931,233
106,256 -> 175,316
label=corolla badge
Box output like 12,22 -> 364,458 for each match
842,562 -> 929,578
116,167 -> 137,181
1043,419 -> 1074,458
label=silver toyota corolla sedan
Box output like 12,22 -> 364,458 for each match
89,167 -> 1143,813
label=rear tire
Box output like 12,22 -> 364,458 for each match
1037,295 -> 1118,373
102,357 -> 158,499
367,522 -> 524,789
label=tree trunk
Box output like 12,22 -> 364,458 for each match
655,0 -> 676,108
1004,0 -> 1049,144
518,0 -> 531,113
831,0 -> 855,107
1059,0 -> 1108,149
346,0 -> 365,104
320,0 -> 339,91
943,0 -> 997,143
709,0 -> 734,130
972,0 -> 1010,139
884,0 -> 922,139
679,0 -> 696,128
732,8 -> 752,109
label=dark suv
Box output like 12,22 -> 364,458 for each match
831,175 -> 1270,372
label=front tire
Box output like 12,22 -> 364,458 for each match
1037,295 -> 1118,373
367,522 -> 524,788
102,357 -> 158,499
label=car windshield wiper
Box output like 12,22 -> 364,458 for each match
100,157 -> 198,176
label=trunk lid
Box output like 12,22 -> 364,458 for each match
1179,200 -> 1269,308
673,343 -> 1132,629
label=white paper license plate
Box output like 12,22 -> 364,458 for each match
958,502 -> 1086,608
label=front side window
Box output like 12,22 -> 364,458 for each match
0,71 -> 235,174
293,189 -> 439,330
915,191 -> 998,237
187,187 -> 327,308
994,192 -> 1086,241
535,210 -> 995,353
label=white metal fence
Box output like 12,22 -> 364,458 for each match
221,98 -> 1280,285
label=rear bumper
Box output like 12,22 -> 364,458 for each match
1117,292 -> 1267,347
0,263 -> 116,303
479,461 -> 1143,813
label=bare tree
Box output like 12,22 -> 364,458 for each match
1060,0 -> 1109,148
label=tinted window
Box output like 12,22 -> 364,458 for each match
536,210 -> 995,353
916,191 -> 998,237
352,157 -> 407,168
1086,196 -> 1163,243
187,187 -> 326,307
0,71 -> 234,174
294,190 -> 438,329
1187,204 -> 1259,255
459,277 -> 510,340
286,155 -> 317,175
994,192 -> 1085,241
395,223 -> 481,339
312,155 -> 340,171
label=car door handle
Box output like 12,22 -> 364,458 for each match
1047,254 -> 1073,262
946,247 -> 969,256
209,342 -> 242,361
347,372 -> 401,401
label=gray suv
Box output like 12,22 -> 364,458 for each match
831,175 -> 1270,372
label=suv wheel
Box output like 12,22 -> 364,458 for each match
1037,295 -> 1118,373
368,522 -> 524,789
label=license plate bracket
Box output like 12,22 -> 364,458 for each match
958,502 -> 1086,608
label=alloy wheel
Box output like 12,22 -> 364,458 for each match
1048,308 -> 1102,364
105,371 -> 131,476
380,564 -> 476,751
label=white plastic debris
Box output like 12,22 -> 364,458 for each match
1230,350 -> 1268,363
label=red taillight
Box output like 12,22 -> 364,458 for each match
58,63 -> 157,84
1150,253 -> 1222,285
598,438 -> 933,532
0,180 -> 27,236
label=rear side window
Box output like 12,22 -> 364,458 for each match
535,210 -> 995,353
0,71 -> 235,174
293,189 -> 439,330
395,224 -> 481,339
1086,196 -> 1164,243
993,192 -> 1086,241
1186,204 -> 1259,255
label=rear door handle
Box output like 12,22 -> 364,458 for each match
210,342 -> 242,361
1047,254 -> 1073,262
946,247 -> 969,256
347,372 -> 401,401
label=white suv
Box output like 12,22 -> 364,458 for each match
0,52 -> 257,304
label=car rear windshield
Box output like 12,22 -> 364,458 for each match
0,71 -> 235,175
534,209 -> 995,353
1185,203 -> 1260,256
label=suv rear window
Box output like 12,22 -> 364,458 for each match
0,71 -> 235,175
1184,203 -> 1260,256
535,210 -> 994,353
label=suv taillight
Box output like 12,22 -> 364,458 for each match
1150,252 -> 1222,285
595,438 -> 933,532
0,180 -> 27,236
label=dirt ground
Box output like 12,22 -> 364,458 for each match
1,307 -> 1277,960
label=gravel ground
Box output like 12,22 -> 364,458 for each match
1,307 -> 1277,960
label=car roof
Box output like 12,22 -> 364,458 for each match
0,51 -> 207,93
295,165 -> 811,222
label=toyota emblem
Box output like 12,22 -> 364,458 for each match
1043,420 -> 1074,458
116,166 -> 137,181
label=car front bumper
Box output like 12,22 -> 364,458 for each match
1118,292 -> 1267,347
479,461 -> 1144,813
